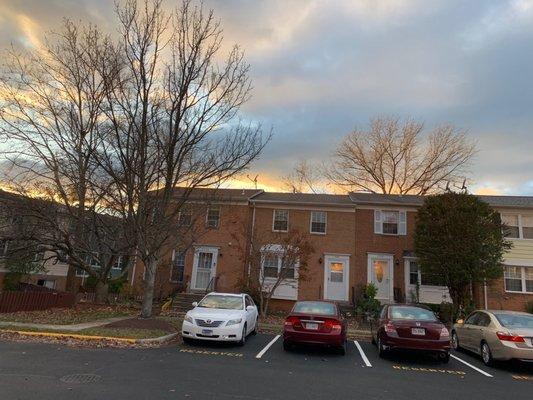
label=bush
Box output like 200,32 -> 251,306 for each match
526,301 -> 533,314
423,302 -> 454,324
355,283 -> 381,320
2,272 -> 23,291
108,279 -> 126,294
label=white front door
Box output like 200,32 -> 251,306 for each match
368,254 -> 393,302
191,247 -> 218,290
324,255 -> 349,301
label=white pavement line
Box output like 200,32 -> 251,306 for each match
450,354 -> 493,377
354,341 -> 372,367
255,335 -> 281,359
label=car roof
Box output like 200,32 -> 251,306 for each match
388,303 -> 433,310
486,310 -> 532,316
206,292 -> 245,297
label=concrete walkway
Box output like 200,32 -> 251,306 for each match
0,316 -> 131,331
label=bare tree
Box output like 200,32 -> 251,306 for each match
326,117 -> 476,195
282,159 -> 325,194
0,21 -> 130,302
234,226 -> 314,316
96,0 -> 267,317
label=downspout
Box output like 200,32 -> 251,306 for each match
483,279 -> 488,310
248,203 -> 256,277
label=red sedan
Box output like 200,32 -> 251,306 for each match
372,304 -> 451,363
283,301 -> 347,355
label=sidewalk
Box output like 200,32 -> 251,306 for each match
0,316 -> 131,332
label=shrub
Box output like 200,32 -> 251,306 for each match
2,272 -> 23,291
108,279 -> 126,294
355,283 -> 381,320
526,301 -> 533,314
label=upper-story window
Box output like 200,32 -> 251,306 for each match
501,213 -> 533,239
178,208 -> 192,227
374,210 -> 406,235
206,206 -> 220,229
273,210 -> 289,232
310,211 -> 327,234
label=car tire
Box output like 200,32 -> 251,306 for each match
283,340 -> 293,352
251,318 -> 258,335
337,341 -> 347,356
441,352 -> 450,364
377,335 -> 387,358
481,342 -> 494,367
451,331 -> 460,351
238,324 -> 247,346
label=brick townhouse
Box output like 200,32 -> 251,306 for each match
131,188 -> 533,313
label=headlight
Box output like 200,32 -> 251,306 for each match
226,318 -> 242,326
184,314 -> 194,324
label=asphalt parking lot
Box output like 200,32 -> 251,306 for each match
1,334 -> 532,400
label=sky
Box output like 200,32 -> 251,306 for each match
1,0 -> 532,195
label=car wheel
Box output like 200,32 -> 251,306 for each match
238,324 -> 247,346
283,340 -> 293,352
251,318 -> 258,335
377,335 -> 387,358
481,342 -> 494,367
451,331 -> 460,351
337,340 -> 347,356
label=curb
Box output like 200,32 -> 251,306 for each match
1,329 -> 137,344
136,332 -> 180,344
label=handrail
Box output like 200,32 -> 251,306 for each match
205,276 -> 218,294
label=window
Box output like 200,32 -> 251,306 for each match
75,268 -> 89,278
504,266 -> 533,293
409,261 -> 419,285
501,213 -> 533,239
501,214 -> 520,238
37,279 -> 56,289
477,313 -> 491,327
382,211 -> 399,234
206,207 -> 220,229
465,312 -> 480,325
374,210 -> 406,235
273,210 -> 288,232
170,250 -> 185,282
112,256 -> 123,270
261,251 -> 297,280
245,296 -> 254,308
310,211 -> 326,234
0,239 -> 9,258
178,208 -> 192,226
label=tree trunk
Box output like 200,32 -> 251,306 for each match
95,281 -> 109,304
141,258 -> 157,318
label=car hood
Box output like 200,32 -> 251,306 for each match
188,307 -> 244,320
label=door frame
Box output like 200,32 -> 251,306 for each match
323,254 -> 350,301
190,246 -> 219,291
367,253 -> 394,302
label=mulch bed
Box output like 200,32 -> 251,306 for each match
104,317 -> 177,332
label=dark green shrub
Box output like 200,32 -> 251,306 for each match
355,283 -> 381,320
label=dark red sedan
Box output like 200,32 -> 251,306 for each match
372,304 -> 451,362
283,301 -> 347,355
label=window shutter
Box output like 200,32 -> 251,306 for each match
399,211 -> 407,235
374,210 -> 382,234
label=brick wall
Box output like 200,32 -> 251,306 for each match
485,277 -> 532,312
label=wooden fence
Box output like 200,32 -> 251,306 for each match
0,291 -> 76,313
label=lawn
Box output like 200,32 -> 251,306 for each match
0,304 -> 137,325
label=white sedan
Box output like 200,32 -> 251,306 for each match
181,292 -> 259,346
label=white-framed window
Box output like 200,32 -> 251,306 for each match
170,249 -> 186,282
0,239 -> 9,258
501,213 -> 533,239
409,261 -> 420,285
272,210 -> 289,232
261,249 -> 297,280
374,210 -> 406,235
206,206 -> 220,229
112,255 -> 123,270
310,211 -> 327,234
75,268 -> 89,278
178,208 -> 192,227
504,265 -> 533,293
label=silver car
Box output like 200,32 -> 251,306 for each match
451,310 -> 533,366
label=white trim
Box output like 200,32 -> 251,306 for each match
272,209 -> 289,232
503,265 -> 533,294
310,210 -> 327,235
323,254 -> 350,301
504,259 -> 533,267
190,246 -> 218,290
367,253 -> 394,302
254,203 -> 355,213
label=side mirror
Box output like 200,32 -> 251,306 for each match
192,301 -> 198,307
456,318 -> 464,324
246,305 -> 254,312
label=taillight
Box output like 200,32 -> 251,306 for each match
285,316 -> 301,328
324,318 -> 342,333
384,323 -> 396,334
496,331 -> 525,343
440,327 -> 450,338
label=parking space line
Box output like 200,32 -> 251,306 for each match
255,335 -> 281,359
353,341 -> 372,367
450,354 -> 493,377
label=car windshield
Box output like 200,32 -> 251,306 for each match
494,313 -> 533,329
292,301 -> 337,316
197,295 -> 243,310
390,306 -> 437,321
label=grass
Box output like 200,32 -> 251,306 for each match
0,305 -> 137,325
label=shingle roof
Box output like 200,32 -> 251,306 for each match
171,187 -> 263,202
251,192 -> 353,206
349,192 -> 533,209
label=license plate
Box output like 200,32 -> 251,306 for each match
306,323 -> 319,330
201,329 -> 213,336
411,328 -> 425,336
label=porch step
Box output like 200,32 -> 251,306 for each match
171,292 -> 206,312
